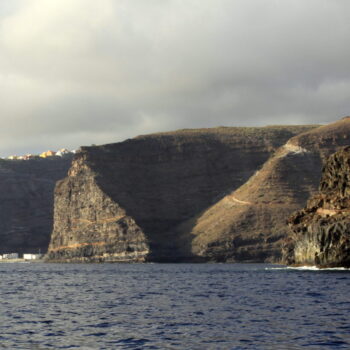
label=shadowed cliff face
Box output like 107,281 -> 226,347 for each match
189,118 -> 350,263
284,146 -> 350,267
46,126 -> 315,262
0,155 -> 73,254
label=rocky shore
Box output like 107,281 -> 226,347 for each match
283,146 -> 350,267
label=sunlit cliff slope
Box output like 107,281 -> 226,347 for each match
189,118 -> 350,262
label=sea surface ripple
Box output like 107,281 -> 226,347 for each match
0,263 -> 349,349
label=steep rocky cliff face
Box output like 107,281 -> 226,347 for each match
283,146 -> 350,267
46,126 -> 315,262
0,155 -> 73,254
189,117 -> 350,262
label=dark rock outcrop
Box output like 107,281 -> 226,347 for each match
283,146 -> 350,267
188,118 -> 350,262
0,155 -> 73,254
46,126 -> 315,262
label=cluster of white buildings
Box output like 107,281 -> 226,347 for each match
1,253 -> 19,260
0,253 -> 43,260
5,148 -> 75,160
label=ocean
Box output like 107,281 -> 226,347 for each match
0,263 -> 349,349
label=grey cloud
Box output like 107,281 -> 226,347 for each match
0,0 -> 350,156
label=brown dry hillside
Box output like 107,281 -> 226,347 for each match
190,117 -> 350,262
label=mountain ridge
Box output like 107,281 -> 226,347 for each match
46,124 -> 316,262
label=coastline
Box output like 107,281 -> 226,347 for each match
0,259 -> 43,263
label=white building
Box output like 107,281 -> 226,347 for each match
23,253 -> 42,260
3,253 -> 19,259
56,148 -> 71,157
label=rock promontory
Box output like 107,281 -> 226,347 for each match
283,146 -> 350,267
46,126 -> 315,262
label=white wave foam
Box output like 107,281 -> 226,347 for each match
288,266 -> 350,271
266,266 -> 350,271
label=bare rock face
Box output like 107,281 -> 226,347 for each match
46,126 -> 314,262
48,163 -> 149,263
0,155 -> 73,254
283,146 -> 350,267
189,118 -> 350,262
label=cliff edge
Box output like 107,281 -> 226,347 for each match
283,146 -> 350,268
46,125 -> 314,262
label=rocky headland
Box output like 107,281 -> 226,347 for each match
4,118 -> 350,264
283,146 -> 350,268
46,125 -> 315,262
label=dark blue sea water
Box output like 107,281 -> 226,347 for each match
0,263 -> 349,350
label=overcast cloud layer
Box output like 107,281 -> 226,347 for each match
0,0 -> 350,156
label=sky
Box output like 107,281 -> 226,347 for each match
0,0 -> 350,157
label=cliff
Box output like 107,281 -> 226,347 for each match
189,117 -> 350,262
46,125 -> 315,262
0,155 -> 73,254
283,146 -> 350,267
